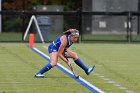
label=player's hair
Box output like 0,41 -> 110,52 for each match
63,29 -> 79,36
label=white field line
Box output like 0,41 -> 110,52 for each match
94,72 -> 134,93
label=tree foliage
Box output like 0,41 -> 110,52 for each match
2,0 -> 81,11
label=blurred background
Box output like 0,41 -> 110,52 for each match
0,0 -> 140,42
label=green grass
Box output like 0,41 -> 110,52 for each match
82,34 -> 140,41
0,33 -> 22,41
1,32 -> 140,42
0,43 -> 140,93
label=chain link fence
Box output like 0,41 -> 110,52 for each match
0,0 -> 140,42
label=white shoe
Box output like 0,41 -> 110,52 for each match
34,74 -> 46,78
85,65 -> 95,75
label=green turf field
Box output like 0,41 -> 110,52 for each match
0,43 -> 140,93
1,32 -> 140,42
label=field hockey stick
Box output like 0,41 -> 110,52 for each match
65,57 -> 79,78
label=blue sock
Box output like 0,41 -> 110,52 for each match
37,63 -> 52,74
74,58 -> 88,71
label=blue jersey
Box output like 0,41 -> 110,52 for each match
48,35 -> 73,54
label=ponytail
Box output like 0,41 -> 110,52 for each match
63,30 -> 71,35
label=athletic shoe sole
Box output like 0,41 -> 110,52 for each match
34,75 -> 46,78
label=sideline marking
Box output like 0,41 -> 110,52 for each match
94,72 -> 134,93
31,47 -> 104,93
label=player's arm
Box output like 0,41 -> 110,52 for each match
58,35 -> 69,63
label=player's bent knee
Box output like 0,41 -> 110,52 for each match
72,52 -> 78,60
